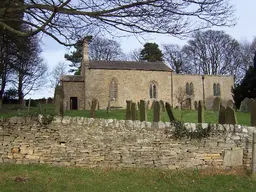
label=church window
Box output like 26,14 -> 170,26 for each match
149,81 -> 157,99
109,78 -> 118,100
186,82 -> 194,96
213,83 -> 221,96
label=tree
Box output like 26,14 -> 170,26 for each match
162,44 -> 193,74
11,32 -> 48,103
50,62 -> 68,89
140,43 -> 163,62
232,53 -> 256,108
0,0 -> 235,45
65,36 -> 124,74
183,30 -> 242,83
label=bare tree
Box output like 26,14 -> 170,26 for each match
183,30 -> 242,83
50,62 -> 68,88
162,44 -> 193,74
12,34 -> 48,103
89,37 -> 123,61
0,0 -> 235,45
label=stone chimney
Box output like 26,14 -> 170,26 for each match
81,38 -> 89,76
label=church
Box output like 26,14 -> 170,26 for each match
60,40 -> 234,111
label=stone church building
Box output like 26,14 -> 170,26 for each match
60,40 -> 234,111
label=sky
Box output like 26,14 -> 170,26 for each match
27,0 -> 256,99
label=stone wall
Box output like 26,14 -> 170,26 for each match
0,117 -> 254,169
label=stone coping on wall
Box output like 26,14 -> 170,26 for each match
1,116 -> 255,134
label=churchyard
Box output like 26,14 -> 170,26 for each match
0,102 -> 252,126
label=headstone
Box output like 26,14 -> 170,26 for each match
139,100 -> 147,122
160,100 -> 165,112
218,105 -> 226,124
225,106 -> 237,125
251,100 -> 256,126
212,97 -> 221,111
54,85 -> 64,116
131,102 -> 137,121
90,98 -> 98,118
194,101 -> 198,111
198,100 -> 204,123
223,148 -> 243,167
226,99 -> 235,109
153,101 -> 161,122
248,98 -> 255,113
125,100 -> 132,120
151,100 -> 155,110
165,102 -> 175,122
239,98 -> 250,112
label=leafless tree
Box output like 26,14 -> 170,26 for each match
11,34 -> 48,103
162,44 -> 193,74
0,0 -> 236,45
125,48 -> 142,61
183,30 -> 242,83
89,37 -> 123,61
50,62 -> 68,89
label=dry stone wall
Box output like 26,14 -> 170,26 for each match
0,116 -> 255,170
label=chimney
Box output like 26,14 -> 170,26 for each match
81,38 -> 89,76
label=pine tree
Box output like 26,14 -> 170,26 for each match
233,52 -> 256,108
140,43 -> 163,62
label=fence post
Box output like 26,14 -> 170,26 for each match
252,133 -> 256,174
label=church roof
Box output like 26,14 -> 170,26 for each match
89,60 -> 172,72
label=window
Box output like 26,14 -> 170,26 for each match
109,78 -> 118,100
149,81 -> 157,99
213,83 -> 221,96
186,82 -> 194,96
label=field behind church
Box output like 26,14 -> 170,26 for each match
0,104 -> 251,125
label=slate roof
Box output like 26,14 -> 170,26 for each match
89,60 -> 172,72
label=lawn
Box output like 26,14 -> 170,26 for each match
0,164 -> 255,192
0,104 -> 251,126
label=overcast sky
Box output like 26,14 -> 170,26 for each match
28,0 -> 256,99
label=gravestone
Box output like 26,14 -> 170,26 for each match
153,101 -> 161,122
225,106 -> 237,125
226,100 -> 235,109
54,85 -> 64,116
251,100 -> 256,126
125,100 -> 132,120
194,101 -> 198,111
248,98 -> 255,113
165,102 -> 175,122
139,100 -> 147,122
90,98 -> 98,118
218,105 -> 226,124
212,97 -> 221,111
239,98 -> 250,112
131,102 -> 137,120
160,100 -> 165,112
198,100 -> 204,123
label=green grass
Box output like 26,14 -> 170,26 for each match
0,104 -> 251,125
0,164 -> 256,192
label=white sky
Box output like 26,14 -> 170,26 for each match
27,0 -> 256,99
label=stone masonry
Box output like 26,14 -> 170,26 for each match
0,116 -> 255,170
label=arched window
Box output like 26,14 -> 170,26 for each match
216,83 -> 221,96
149,81 -> 157,99
213,83 -> 220,96
213,83 -> 217,96
186,82 -> 194,96
109,78 -> 118,100
190,82 -> 194,95
186,83 -> 190,95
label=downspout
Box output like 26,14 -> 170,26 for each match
202,75 -> 205,106
171,71 -> 174,107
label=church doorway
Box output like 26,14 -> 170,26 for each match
70,97 -> 78,110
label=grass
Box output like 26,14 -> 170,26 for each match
0,164 -> 256,192
0,104 -> 251,126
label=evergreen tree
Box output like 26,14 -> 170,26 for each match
233,52 -> 256,108
140,43 -> 163,62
